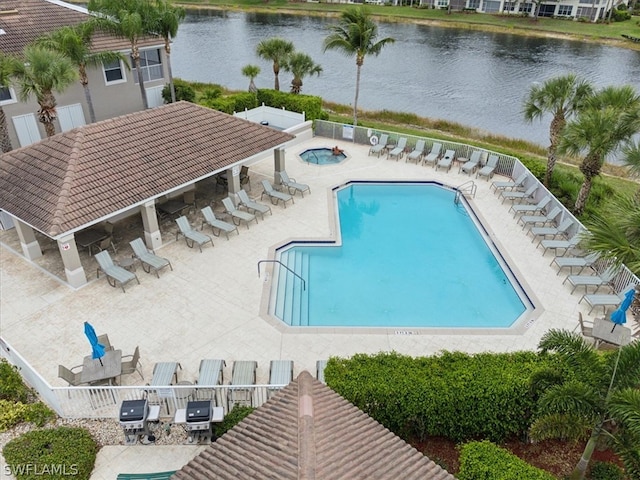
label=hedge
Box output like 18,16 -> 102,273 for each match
325,351 -> 558,442
0,358 -> 30,403
457,440 -> 556,480
0,399 -> 55,431
257,89 -> 327,121
214,405 -> 255,438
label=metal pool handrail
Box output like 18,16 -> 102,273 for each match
258,259 -> 306,290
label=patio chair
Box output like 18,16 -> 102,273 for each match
175,216 -> 214,252
368,133 -> 388,157
91,235 -> 118,256
405,139 -> 425,164
422,142 -> 442,167
267,359 -> 294,398
539,233 -> 582,256
260,179 -> 294,208
95,250 -> 140,293
551,251 -> 600,275
240,165 -> 251,191
129,238 -> 173,277
58,364 -> 83,386
564,265 -> 617,295
510,196 -> 551,217
491,172 -> 528,193
222,197 -> 257,228
518,206 -> 561,231
201,206 -> 239,239
575,312 -> 594,340
436,149 -> 456,172
97,333 -> 114,352
120,346 -> 144,381
316,360 -> 328,383
459,150 -> 482,175
580,284 -> 636,315
500,184 -> 537,204
476,154 -> 499,180
530,218 -> 573,244
279,171 -> 311,198
387,137 -> 407,161
237,189 -> 272,220
228,360 -> 257,409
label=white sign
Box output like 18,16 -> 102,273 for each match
342,125 -> 354,140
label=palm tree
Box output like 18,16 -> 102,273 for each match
241,64 -> 260,94
323,7 -> 394,128
150,0 -> 185,104
558,85 -> 640,216
621,140 -> 640,202
11,45 -> 77,137
523,74 -> 594,187
255,37 -> 294,91
0,53 -> 14,152
36,22 -> 129,123
531,329 -> 640,479
282,52 -> 322,94
89,0 -> 155,109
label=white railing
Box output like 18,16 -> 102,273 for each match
234,104 -> 305,130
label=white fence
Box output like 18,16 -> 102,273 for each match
234,104 -> 305,130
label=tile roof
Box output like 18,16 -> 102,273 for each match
0,0 -> 161,55
173,371 -> 456,480
0,102 -> 294,236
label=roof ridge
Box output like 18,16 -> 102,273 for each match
298,371 -> 316,480
51,128 -> 83,235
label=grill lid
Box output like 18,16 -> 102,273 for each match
120,399 -> 147,422
186,400 -> 211,422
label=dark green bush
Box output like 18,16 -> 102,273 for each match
3,427 -> 98,480
202,97 -> 236,114
458,440 -> 556,480
588,461 -> 625,480
611,8 -> 631,21
257,89 -> 326,121
201,86 -> 224,101
214,405 -> 255,438
0,359 -> 30,403
325,351 -> 556,442
160,79 -> 196,104
233,92 -> 259,112
520,157 -> 546,181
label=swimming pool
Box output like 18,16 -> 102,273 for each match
271,182 -> 531,329
300,148 -> 347,165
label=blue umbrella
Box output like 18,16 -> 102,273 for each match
84,321 -> 105,364
610,288 -> 635,332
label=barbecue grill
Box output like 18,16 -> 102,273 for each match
119,399 -> 159,444
185,400 -> 214,443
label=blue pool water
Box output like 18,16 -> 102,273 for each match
300,148 -> 347,165
273,182 -> 528,328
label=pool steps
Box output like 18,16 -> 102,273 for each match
274,249 -> 310,326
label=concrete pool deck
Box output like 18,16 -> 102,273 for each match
1,136 -> 590,389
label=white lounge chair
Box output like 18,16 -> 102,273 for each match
518,206 -> 561,231
175,216 -> 214,252
476,154 -> 499,180
279,171 -> 310,198
261,179 -> 294,207
551,251 -> 600,276
436,149 -> 456,172
530,218 -> 573,244
406,139 -> 425,164
564,265 -> 617,295
580,284 -> 636,315
510,196 -> 551,217
95,250 -> 140,293
129,238 -> 173,278
201,206 -> 239,239
422,143 -> 442,167
238,189 -> 272,220
387,137 -> 407,161
491,172 -> 528,193
222,197 -> 257,228
368,133 -> 388,157
459,150 -> 482,175
500,184 -> 537,204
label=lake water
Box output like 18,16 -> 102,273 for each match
171,10 -> 640,147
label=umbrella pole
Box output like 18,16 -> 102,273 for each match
99,358 -> 103,366
611,324 -> 617,333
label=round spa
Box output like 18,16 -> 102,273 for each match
300,148 -> 347,165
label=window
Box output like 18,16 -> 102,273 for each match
557,4 -> 573,15
504,1 -> 517,11
467,0 -> 480,8
519,2 -> 533,13
0,86 -> 16,106
103,59 -> 125,84
132,49 -> 163,84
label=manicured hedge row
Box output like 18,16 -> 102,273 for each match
458,440 -> 556,480
257,89 -> 328,121
325,351 -> 558,442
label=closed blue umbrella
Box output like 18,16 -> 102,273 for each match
610,288 -> 635,332
84,321 -> 105,364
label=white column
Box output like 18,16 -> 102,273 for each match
58,234 -> 87,288
13,218 -> 42,260
141,201 -> 162,251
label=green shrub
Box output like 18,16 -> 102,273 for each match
232,92 -> 259,112
202,96 -> 236,114
611,8 -> 631,21
161,79 -> 196,104
0,359 -> 30,403
588,461 -> 625,480
3,427 -> 98,480
214,405 -> 255,438
458,440 -> 556,480
257,89 -> 326,121
520,157 -> 546,181
0,400 -> 55,431
201,86 -> 224,101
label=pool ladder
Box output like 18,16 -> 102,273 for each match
258,260 -> 306,290
454,180 -> 477,204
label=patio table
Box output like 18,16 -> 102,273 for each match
75,229 -> 108,255
592,318 -> 631,347
157,200 -> 188,220
81,349 -> 122,385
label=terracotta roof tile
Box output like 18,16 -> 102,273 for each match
172,371 -> 456,480
0,102 -> 294,236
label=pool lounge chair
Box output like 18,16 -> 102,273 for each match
518,206 -> 561,231
436,149 -> 456,172
201,206 -> 239,239
368,133 -> 388,157
510,196 -> 551,217
222,197 -> 257,228
316,360 -> 328,383
539,234 -> 582,256
260,179 -> 294,207
95,250 -> 140,293
267,359 -> 294,398
237,189 -> 272,220
563,265 -> 617,295
387,137 -> 407,161
530,218 -> 574,244
422,143 -> 442,167
476,154 -> 499,180
459,150 -> 482,175
175,216 -> 214,252
279,171 -> 311,198
580,284 -> 636,315
129,238 -> 173,278
500,184 -> 537,204
406,139 -> 425,164
491,172 -> 528,193
551,251 -> 600,275
228,360 -> 257,409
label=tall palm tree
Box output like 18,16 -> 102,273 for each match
241,64 -> 260,94
150,0 -> 184,104
11,45 -> 77,138
323,7 -> 394,128
89,0 -> 154,109
531,329 -> 640,479
621,140 -> 640,202
36,22 -> 129,123
523,74 -> 594,187
282,52 -> 322,94
558,85 -> 640,216
255,37 -> 294,91
0,53 -> 14,152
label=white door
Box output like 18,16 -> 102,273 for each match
12,113 -> 41,147
57,103 -> 86,132
146,86 -> 165,108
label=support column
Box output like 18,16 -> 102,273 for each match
13,219 -> 42,260
141,201 -> 162,250
58,234 -> 87,288
274,147 -> 286,186
227,166 -> 242,204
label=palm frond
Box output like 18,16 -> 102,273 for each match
538,381 -> 602,418
529,413 -> 593,442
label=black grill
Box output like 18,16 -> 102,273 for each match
186,401 -> 211,423
120,399 -> 147,423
